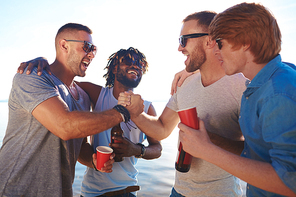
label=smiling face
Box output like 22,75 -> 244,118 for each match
115,58 -> 143,88
66,30 -> 95,77
214,39 -> 247,76
178,20 -> 207,72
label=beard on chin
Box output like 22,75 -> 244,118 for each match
186,44 -> 206,73
116,73 -> 141,88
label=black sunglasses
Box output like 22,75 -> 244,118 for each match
179,33 -> 208,47
216,38 -> 223,50
121,56 -> 144,70
65,39 -> 97,55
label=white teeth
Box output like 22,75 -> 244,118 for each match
128,70 -> 137,75
82,61 -> 89,65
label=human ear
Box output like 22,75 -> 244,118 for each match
243,43 -> 251,51
59,39 -> 69,53
206,37 -> 217,49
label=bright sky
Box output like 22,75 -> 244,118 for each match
0,0 -> 295,101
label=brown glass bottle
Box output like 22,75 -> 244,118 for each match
175,142 -> 192,172
175,107 -> 199,173
111,124 -> 124,162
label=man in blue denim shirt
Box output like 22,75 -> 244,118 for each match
178,2 -> 296,197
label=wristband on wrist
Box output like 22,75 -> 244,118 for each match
113,105 -> 131,123
92,160 -> 98,171
135,143 -> 146,158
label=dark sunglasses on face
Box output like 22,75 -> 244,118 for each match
179,33 -> 208,48
121,57 -> 144,70
216,38 -> 223,50
64,39 -> 97,56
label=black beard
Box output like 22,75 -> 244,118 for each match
116,69 -> 142,88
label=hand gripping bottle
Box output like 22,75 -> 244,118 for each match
111,124 -> 124,162
175,107 -> 199,172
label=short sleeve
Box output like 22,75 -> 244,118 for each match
166,94 -> 178,112
10,68 -> 59,113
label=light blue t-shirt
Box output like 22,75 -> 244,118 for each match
239,55 -> 296,196
81,87 -> 151,197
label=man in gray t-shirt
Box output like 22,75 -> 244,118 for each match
121,12 -> 247,196
0,23 -> 143,197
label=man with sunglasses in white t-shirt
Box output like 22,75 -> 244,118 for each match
120,11 -> 247,197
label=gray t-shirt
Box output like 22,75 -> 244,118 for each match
0,68 -> 90,197
167,72 -> 247,197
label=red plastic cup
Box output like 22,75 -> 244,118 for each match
96,146 -> 113,170
177,107 -> 199,130
175,107 -> 199,172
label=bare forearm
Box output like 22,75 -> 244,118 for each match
132,112 -> 178,141
208,132 -> 244,155
132,114 -> 169,141
179,122 -> 295,196
143,143 -> 162,160
58,109 -> 122,140
78,139 -> 94,168
206,146 -> 296,196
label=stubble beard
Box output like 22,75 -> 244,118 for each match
186,43 -> 207,73
68,50 -> 85,77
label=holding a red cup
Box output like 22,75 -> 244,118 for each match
96,146 -> 113,171
176,107 -> 199,173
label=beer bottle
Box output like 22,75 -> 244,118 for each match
175,142 -> 193,172
111,124 -> 124,162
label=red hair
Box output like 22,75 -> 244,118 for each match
209,3 -> 281,64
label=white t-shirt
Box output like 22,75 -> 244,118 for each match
167,72 -> 247,197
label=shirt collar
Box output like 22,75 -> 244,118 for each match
243,54 -> 282,97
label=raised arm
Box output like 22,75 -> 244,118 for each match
32,94 -> 143,141
109,104 -> 163,160
132,106 -> 179,141
139,104 -> 162,160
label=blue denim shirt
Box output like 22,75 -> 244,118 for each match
239,55 -> 296,196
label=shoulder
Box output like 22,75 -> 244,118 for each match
224,73 -> 248,91
271,64 -> 296,96
13,67 -> 54,89
225,73 -> 247,83
176,72 -> 201,92
184,72 -> 201,84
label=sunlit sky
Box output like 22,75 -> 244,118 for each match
0,0 -> 295,102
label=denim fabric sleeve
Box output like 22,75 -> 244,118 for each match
260,94 -> 296,193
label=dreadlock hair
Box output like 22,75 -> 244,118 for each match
103,47 -> 148,88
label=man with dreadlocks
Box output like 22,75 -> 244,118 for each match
76,47 -> 162,197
